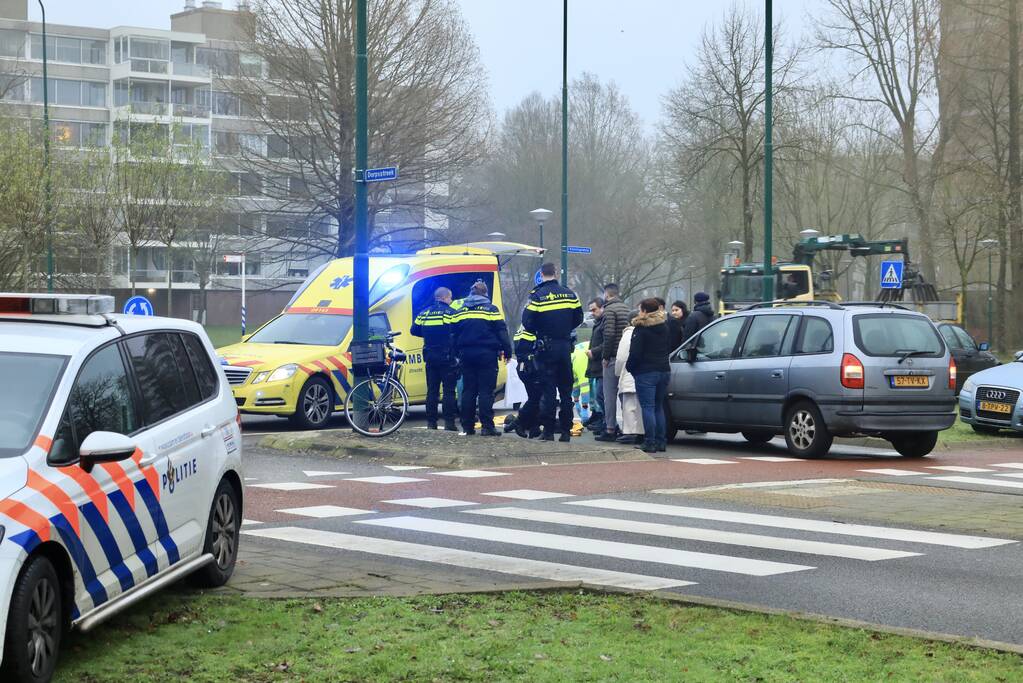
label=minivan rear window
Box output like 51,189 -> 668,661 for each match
853,315 -> 943,357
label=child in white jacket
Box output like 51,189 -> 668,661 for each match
614,325 -> 644,443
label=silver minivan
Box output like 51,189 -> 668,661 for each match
667,302 -> 957,458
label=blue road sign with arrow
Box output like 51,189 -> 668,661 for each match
123,295 -> 154,316
880,261 -> 904,289
534,269 -> 544,286
562,245 -> 592,254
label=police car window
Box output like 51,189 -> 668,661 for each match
739,315 -> 794,358
125,333 -> 202,424
0,352 -> 66,458
796,317 -> 834,354
696,317 -> 745,361
181,333 -> 219,400
50,345 -> 137,464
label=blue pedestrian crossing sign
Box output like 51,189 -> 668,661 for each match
880,261 -> 904,289
123,295 -> 154,316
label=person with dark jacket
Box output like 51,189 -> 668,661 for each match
447,281 -> 512,436
512,325 -> 543,438
667,300 -> 688,351
681,292 -> 716,342
585,297 -> 605,432
626,298 -> 671,453
410,286 -> 459,431
521,263 -> 584,442
596,283 -> 631,441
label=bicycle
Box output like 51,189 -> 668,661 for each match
344,331 -> 410,437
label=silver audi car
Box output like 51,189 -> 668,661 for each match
958,354 -> 1023,434
668,302 -> 958,458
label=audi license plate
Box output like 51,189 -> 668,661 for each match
892,376 -> 929,388
978,401 -> 1013,415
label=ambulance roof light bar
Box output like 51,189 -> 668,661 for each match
0,293 -> 116,316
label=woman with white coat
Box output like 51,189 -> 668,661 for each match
614,324 -> 643,444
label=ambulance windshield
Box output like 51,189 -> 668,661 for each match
0,353 -> 67,456
248,314 -> 353,347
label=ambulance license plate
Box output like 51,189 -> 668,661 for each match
892,376 -> 929,388
978,401 -> 1013,415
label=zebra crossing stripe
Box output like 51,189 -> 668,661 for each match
929,475 -> 1023,490
467,508 -> 920,561
356,516 -> 813,576
242,526 -> 692,591
568,500 -> 1014,549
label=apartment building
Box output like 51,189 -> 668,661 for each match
0,0 -> 446,324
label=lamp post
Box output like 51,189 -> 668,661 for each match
38,0 -> 52,292
980,238 -> 998,344
529,208 -> 553,252
561,0 -> 569,283
352,0 -> 369,347
762,0 -> 774,302
486,231 -> 506,242
799,228 -> 820,240
726,240 -> 744,267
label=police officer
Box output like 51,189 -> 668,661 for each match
521,262 -> 584,442
512,325 -> 543,438
447,281 -> 512,436
410,286 -> 459,431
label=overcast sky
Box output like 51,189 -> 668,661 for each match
29,0 -> 817,128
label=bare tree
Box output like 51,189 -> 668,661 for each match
661,4 -> 802,262
62,147 -> 117,293
236,0 -> 490,258
817,0 -> 945,281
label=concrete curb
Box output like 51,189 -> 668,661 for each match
255,432 -> 655,469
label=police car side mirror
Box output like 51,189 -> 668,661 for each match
79,432 -> 137,469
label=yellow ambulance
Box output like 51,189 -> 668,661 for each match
216,242 -> 540,428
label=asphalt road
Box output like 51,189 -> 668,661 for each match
238,429 -> 1023,645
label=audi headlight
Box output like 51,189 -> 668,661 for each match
250,371 -> 270,384
267,364 -> 299,383
961,377 -> 977,396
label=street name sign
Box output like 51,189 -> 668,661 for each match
364,167 -> 398,183
563,245 -> 592,254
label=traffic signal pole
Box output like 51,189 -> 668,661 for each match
353,0 -> 369,344
560,0 -> 569,283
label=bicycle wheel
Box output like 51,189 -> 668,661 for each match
345,376 -> 409,437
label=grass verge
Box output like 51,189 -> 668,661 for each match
57,591 -> 1022,682
938,416 -> 1023,448
204,325 -> 241,349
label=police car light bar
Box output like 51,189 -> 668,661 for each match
0,293 -> 116,316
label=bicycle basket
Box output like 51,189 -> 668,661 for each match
349,339 -> 388,373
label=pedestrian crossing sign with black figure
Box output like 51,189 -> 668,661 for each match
880,260 -> 904,289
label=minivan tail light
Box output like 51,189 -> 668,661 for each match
949,357 -> 957,391
841,353 -> 865,389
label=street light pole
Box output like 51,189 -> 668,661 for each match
38,0 -> 52,293
352,0 -> 369,345
560,0 -> 569,284
980,239 -> 998,344
762,0 -> 774,302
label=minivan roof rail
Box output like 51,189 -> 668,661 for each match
741,300 -> 844,311
841,301 -> 911,311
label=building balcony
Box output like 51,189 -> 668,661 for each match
171,62 -> 210,79
121,101 -> 169,116
173,102 -> 211,118
130,58 -> 169,75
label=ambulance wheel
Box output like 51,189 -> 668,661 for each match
191,479 -> 241,588
1,555 -> 63,683
290,376 -> 333,430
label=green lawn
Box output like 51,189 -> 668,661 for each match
938,413 -> 1023,448
56,591 -> 1022,682
204,325 -> 242,349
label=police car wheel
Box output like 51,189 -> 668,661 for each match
291,376 -> 333,430
1,555 -> 62,683
191,479 -> 241,588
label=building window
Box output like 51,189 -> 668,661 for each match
84,39 -> 106,65
83,81 -> 106,107
213,130 -> 239,156
129,37 -> 169,61
31,78 -> 106,107
41,120 -> 108,148
212,90 -> 239,116
0,73 -> 25,101
0,29 -> 25,58
267,134 -> 289,159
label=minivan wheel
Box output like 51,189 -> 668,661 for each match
290,376 -> 333,430
890,432 -> 938,458
784,402 -> 833,459
1,555 -> 62,683
742,430 -> 775,445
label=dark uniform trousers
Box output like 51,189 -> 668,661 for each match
517,367 -> 544,434
424,351 -> 459,426
538,338 -> 575,433
460,351 -> 498,432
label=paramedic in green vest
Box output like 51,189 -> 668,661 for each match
410,286 -> 459,431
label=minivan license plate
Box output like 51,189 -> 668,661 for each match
978,401 -> 1013,415
892,376 -> 929,388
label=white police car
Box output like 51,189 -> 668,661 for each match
0,294 -> 242,682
